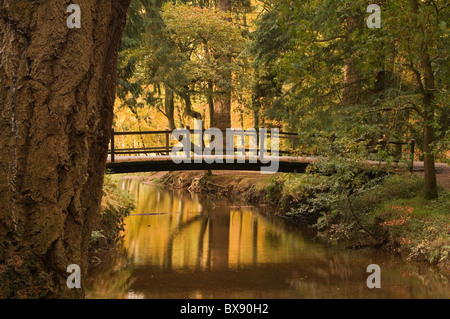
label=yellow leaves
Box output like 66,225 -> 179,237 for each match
160,3 -> 244,58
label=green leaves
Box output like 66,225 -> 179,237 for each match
160,3 -> 245,87
249,0 -> 448,169
117,1 -> 248,126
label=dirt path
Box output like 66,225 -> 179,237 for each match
413,162 -> 450,189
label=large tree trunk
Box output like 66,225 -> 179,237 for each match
212,0 -> 232,132
409,0 -> 438,199
0,0 -> 130,298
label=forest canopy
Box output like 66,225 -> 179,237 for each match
116,0 -> 449,198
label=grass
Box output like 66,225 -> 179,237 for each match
378,193 -> 449,219
372,184 -> 450,267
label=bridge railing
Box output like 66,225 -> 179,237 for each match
108,128 -> 415,172
108,127 -> 299,162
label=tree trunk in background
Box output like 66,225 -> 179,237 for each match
421,62 -> 438,199
423,116 -> 438,199
178,89 -> 202,121
0,0 -> 130,298
164,84 -> 176,130
212,86 -> 232,131
218,0 -> 232,19
208,80 -> 214,128
342,16 -> 363,105
409,0 -> 438,199
419,32 -> 438,201
212,0 -> 232,132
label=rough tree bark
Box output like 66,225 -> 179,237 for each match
0,0 -> 130,298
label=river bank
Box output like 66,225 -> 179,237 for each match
128,169 -> 450,275
150,170 -> 274,204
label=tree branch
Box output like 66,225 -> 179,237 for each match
155,106 -> 167,117
363,102 -> 424,118
404,58 -> 426,96
313,34 -> 347,43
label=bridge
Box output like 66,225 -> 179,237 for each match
106,128 -> 415,174
106,155 -> 318,174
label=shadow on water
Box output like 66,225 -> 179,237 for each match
86,179 -> 449,299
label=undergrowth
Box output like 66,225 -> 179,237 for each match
89,173 -> 135,253
265,158 -> 449,269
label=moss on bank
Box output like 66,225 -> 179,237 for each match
88,174 -> 135,261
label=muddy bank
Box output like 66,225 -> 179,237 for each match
133,170 -> 319,224
151,170 -> 275,205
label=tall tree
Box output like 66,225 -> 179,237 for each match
0,0 -> 130,298
393,0 -> 444,199
213,0 -> 233,131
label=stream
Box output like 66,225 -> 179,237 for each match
85,178 -> 449,299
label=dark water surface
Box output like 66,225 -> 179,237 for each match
86,179 -> 449,299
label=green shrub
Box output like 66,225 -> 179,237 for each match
265,176 -> 284,204
90,174 -> 135,250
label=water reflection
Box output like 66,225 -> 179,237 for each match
86,179 -> 449,299
122,179 -> 310,271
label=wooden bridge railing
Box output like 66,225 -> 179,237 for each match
109,127 -> 299,161
108,128 -> 415,172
